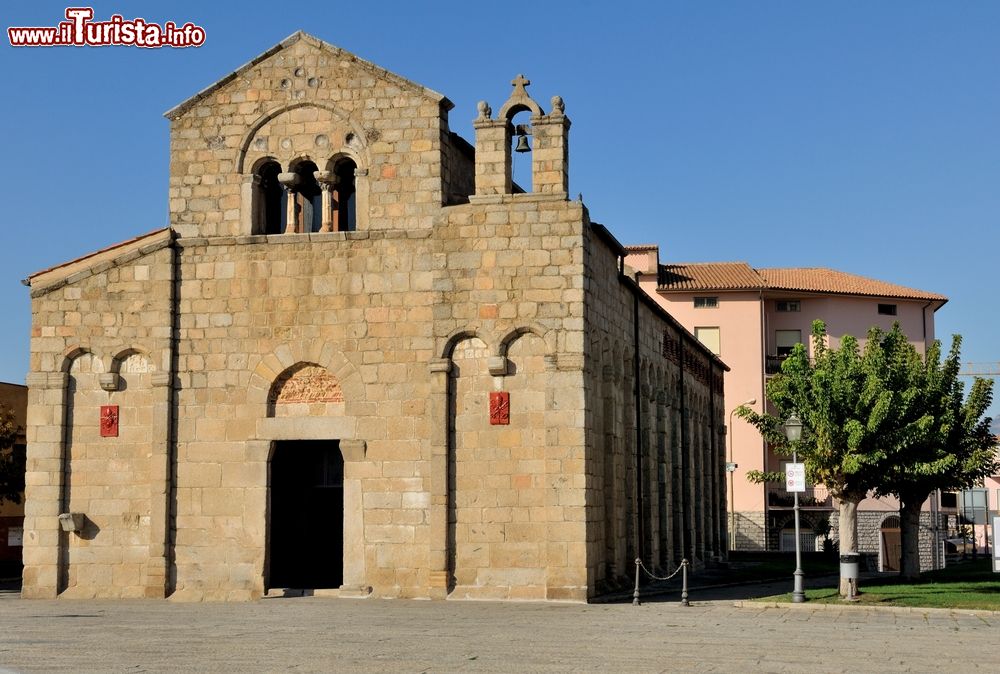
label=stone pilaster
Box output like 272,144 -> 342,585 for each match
426,358 -> 451,598
145,371 -> 173,598
21,371 -> 69,599
473,115 -> 511,197
339,439 -> 369,597
530,98 -> 570,198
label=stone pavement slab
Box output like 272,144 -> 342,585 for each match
0,587 -> 996,673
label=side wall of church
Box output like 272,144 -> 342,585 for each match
582,227 -> 727,594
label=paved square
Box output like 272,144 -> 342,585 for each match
1,586 -> 996,672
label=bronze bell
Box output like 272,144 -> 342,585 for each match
514,131 -> 531,153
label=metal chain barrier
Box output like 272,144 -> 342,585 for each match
632,558 -> 689,607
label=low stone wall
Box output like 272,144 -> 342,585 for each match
828,510 -> 947,572
732,512 -> 766,551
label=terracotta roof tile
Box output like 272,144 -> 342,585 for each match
658,262 -> 762,290
758,268 -> 947,302
655,262 -> 946,302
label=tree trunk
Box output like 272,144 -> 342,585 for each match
898,496 -> 925,580
838,496 -> 861,597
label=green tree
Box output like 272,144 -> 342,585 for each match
738,321 -> 921,596
0,402 -> 24,506
872,334 -> 997,579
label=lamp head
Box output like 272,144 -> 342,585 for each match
783,412 -> 803,443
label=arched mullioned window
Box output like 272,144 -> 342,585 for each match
249,154 -> 363,235
253,159 -> 284,235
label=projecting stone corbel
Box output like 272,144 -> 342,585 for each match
99,373 -> 120,392
487,356 -> 508,376
340,439 -> 367,462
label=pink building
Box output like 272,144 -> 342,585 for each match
625,245 -> 957,570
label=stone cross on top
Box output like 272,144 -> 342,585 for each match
511,74 -> 531,94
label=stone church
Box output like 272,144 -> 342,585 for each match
22,32 -> 727,601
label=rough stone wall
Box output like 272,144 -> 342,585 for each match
440,132 -> 475,205
437,198 -> 588,600
583,225 -> 727,591
828,509 -> 946,573
732,511 -> 767,551
22,239 -> 174,599
23,33 -> 721,603
167,35 -> 454,237
448,333 -> 549,599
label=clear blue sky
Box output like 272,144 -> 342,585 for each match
1,2 -> 998,403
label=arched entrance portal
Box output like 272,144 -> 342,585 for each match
269,440 -> 344,589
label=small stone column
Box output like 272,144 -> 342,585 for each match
427,358 -> 451,598
313,170 -> 337,233
277,172 -> 300,234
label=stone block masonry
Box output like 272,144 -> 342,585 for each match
21,31 -> 727,602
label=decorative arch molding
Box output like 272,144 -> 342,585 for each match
497,324 -> 554,359
110,346 -> 156,372
59,345 -> 99,373
236,102 -> 371,174
438,327 -> 492,360
247,339 -> 363,411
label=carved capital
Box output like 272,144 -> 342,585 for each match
277,172 -> 300,190
314,170 -> 338,188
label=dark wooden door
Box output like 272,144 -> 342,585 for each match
882,529 -> 902,572
269,440 -> 344,589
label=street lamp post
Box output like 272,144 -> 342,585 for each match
783,412 -> 806,603
727,399 -> 756,550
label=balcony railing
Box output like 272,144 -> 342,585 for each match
765,355 -> 787,375
767,485 -> 834,509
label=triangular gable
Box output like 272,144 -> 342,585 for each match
163,31 -> 452,121
26,228 -> 173,296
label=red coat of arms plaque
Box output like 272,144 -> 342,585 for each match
489,392 -> 510,425
100,405 -> 119,437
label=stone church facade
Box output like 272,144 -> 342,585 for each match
22,33 -> 727,602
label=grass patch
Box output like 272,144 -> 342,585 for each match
756,559 -> 1000,610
